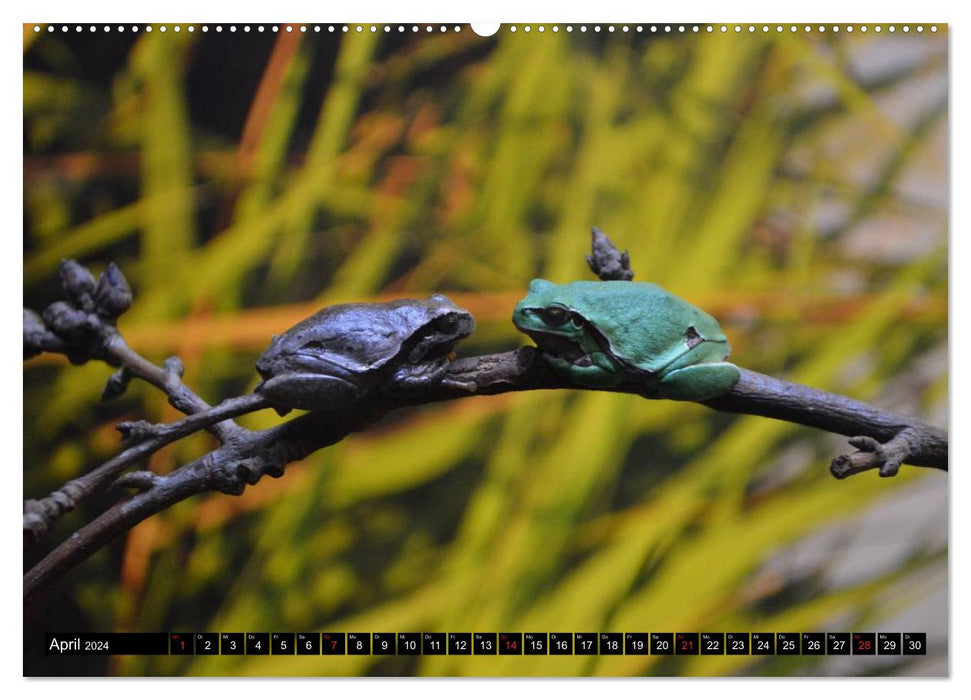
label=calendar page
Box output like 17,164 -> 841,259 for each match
23,20 -> 948,678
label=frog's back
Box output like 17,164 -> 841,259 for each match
281,303 -> 406,373
565,281 -> 726,370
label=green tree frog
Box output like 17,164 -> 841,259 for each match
512,279 -> 740,400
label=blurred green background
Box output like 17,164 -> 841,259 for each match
23,23 -> 947,676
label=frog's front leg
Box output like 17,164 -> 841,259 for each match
654,362 -> 740,401
391,362 -> 476,393
546,351 -> 624,388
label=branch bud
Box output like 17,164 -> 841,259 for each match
163,356 -> 185,378
42,301 -> 91,340
586,226 -> 634,281
113,471 -> 157,492
102,368 -> 133,401
116,420 -> 158,445
23,308 -> 47,359
58,259 -> 97,311
94,262 -> 133,318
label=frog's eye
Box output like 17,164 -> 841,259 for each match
538,306 -> 570,326
685,325 -> 703,349
435,314 -> 460,334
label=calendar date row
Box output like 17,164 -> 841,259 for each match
47,631 -> 927,656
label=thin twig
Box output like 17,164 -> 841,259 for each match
23,394 -> 270,546
24,411 -> 364,602
101,334 -> 242,443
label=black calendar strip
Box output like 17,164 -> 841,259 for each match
44,631 -> 927,656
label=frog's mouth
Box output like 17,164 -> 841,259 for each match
520,329 -> 587,363
405,313 -> 475,365
408,337 -> 462,365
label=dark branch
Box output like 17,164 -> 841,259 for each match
423,352 -> 947,472
23,346 -> 947,601
23,232 -> 947,602
23,393 -> 270,547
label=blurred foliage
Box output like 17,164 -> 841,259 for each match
23,24 -> 947,677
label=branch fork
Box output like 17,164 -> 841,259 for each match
831,427 -> 925,479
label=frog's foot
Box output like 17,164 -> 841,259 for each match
391,360 -> 449,393
655,362 -> 741,401
545,352 -> 624,388
392,357 -> 477,393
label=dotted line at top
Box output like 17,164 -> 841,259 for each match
31,24 -> 464,34
30,24 -> 941,35
509,24 -> 939,34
